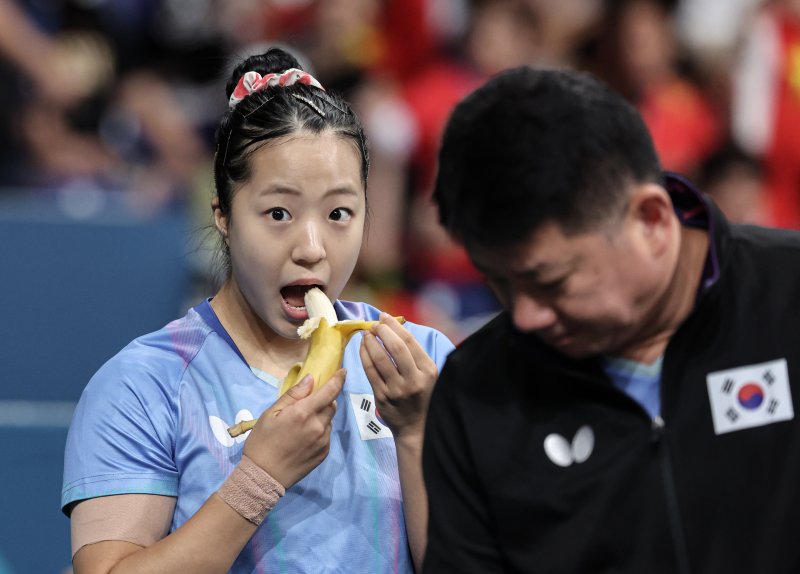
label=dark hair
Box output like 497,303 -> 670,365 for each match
433,67 -> 661,248
213,48 -> 369,267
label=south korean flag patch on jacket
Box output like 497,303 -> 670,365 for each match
706,358 -> 794,435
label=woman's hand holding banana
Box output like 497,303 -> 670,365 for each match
242,370 -> 345,489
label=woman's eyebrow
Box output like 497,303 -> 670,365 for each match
323,186 -> 360,199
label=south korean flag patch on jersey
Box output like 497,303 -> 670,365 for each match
349,393 -> 393,440
706,358 -> 794,435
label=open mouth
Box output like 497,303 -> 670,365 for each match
280,283 -> 324,311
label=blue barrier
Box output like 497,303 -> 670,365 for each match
0,190 -> 195,573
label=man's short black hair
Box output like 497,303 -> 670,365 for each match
434,67 -> 662,248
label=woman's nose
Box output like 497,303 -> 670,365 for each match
291,220 -> 326,265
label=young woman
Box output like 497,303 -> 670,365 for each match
62,48 -> 454,574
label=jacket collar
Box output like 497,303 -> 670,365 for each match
663,172 -> 725,297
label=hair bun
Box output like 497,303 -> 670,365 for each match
226,47 -> 302,100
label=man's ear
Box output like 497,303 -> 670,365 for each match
628,183 -> 676,258
212,197 -> 229,239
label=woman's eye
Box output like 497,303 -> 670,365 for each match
267,208 -> 290,221
330,208 -> 353,222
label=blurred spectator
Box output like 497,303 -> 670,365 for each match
586,0 -> 724,176
360,0 -> 602,340
732,0 -> 800,229
400,0 -> 551,340
699,142 -> 768,225
232,0 -> 491,340
2,0 -> 793,342
0,0 -> 88,185
0,0 -> 213,218
467,0 -> 543,74
0,0 -> 87,105
308,0 -> 384,89
673,0 -> 761,122
15,29 -> 117,184
529,0 -> 605,66
675,0 -> 762,87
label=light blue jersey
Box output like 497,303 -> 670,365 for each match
62,300 -> 455,573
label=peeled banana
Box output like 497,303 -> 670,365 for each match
227,288 -> 403,437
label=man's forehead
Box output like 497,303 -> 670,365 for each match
468,224 -> 581,276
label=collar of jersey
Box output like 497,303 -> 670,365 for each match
195,299 -> 247,363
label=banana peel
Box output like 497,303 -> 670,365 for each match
227,288 -> 403,437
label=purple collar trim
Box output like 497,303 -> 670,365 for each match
194,298 -> 247,364
663,172 -> 720,293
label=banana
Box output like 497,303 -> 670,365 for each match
227,288 -> 403,437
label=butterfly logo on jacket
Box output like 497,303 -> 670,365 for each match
543,425 -> 595,467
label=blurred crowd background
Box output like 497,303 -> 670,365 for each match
1,0 -> 800,570
4,0 -> 800,343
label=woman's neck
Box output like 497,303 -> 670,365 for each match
210,279 -> 308,378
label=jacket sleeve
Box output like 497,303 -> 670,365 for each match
422,355 -> 506,573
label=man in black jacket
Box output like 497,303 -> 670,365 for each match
423,67 -> 800,573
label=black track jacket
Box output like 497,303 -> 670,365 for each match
423,198 -> 800,574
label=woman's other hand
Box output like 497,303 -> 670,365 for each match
359,314 -> 439,441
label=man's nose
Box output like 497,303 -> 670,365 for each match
291,220 -> 326,265
511,292 -> 557,332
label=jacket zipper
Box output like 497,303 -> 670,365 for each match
558,364 -> 694,572
651,415 -> 692,574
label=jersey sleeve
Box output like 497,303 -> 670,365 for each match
423,353 -> 506,573
61,348 -> 181,515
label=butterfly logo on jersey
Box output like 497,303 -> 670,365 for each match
209,409 -> 255,447
706,358 -> 793,435
543,425 -> 595,467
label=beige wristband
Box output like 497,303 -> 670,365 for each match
217,454 -> 286,525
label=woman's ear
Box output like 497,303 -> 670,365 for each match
212,197 -> 229,239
